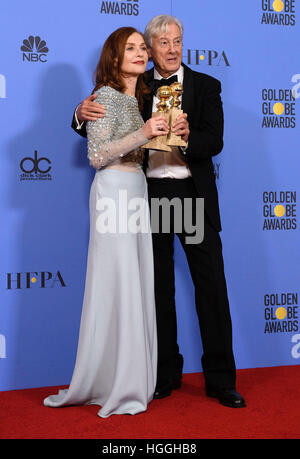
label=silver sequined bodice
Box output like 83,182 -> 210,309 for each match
86,86 -> 147,169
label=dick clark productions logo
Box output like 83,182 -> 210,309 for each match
20,150 -> 52,181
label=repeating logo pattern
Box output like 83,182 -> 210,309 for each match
2,2 -> 300,392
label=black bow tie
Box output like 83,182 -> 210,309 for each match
149,75 -> 178,96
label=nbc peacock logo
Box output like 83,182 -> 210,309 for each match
261,0 -> 296,26
21,35 -> 49,63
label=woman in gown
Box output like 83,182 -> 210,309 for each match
43,27 -> 169,418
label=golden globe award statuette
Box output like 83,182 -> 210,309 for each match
167,82 -> 187,148
141,85 -> 172,152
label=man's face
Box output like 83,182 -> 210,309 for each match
148,22 -> 183,78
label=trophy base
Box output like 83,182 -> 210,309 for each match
141,112 -> 172,151
142,140 -> 172,151
167,133 -> 187,148
167,107 -> 187,148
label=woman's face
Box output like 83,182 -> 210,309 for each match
120,32 -> 148,76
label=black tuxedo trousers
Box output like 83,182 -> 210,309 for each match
147,176 -> 236,390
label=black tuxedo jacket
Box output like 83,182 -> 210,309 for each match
143,63 -> 223,232
71,62 -> 224,231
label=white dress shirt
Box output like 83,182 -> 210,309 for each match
146,65 -> 191,179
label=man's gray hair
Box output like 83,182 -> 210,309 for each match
144,15 -> 184,47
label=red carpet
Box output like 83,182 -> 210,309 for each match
0,365 -> 299,439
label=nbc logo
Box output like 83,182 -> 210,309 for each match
261,0 -> 296,26
21,36 -> 49,63
0,74 -> 6,99
0,334 -> 6,359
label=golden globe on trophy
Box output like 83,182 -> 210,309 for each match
166,82 -> 187,148
141,85 -> 172,151
141,82 -> 187,151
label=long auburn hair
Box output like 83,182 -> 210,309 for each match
92,27 -> 150,111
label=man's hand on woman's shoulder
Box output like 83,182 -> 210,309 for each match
77,94 -> 106,122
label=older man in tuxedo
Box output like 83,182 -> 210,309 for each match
72,15 -> 246,408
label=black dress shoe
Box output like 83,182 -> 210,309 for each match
153,377 -> 182,399
206,387 -> 246,408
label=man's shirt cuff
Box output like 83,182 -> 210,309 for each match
74,105 -> 84,130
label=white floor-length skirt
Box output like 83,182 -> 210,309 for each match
44,168 -> 157,418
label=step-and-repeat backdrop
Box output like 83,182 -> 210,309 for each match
1,1 -> 299,390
